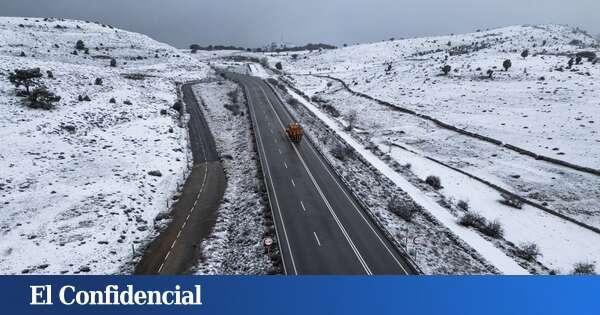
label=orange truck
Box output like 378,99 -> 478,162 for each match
285,122 -> 304,143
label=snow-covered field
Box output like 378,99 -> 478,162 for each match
0,17 -> 208,274
192,76 -> 273,274
258,25 -> 600,274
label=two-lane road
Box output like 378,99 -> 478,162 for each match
226,71 -> 417,274
135,83 -> 226,274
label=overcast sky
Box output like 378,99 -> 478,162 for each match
1,0 -> 598,48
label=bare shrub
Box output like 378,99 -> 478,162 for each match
457,200 -> 469,211
481,220 -> 504,238
516,242 -> 541,261
27,87 -> 61,110
441,65 -> 451,75
458,212 -> 486,228
425,175 -> 442,190
387,196 -> 419,222
330,144 -> 353,161
572,262 -> 596,275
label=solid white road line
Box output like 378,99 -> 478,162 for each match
290,178 -> 296,187
300,201 -> 306,212
283,161 -> 288,169
266,81 -> 411,274
258,85 -> 372,275
244,82 -> 297,275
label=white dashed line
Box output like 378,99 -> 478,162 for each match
313,232 -> 322,247
283,161 -> 288,169
157,94 -> 211,274
300,201 -> 306,212
290,178 -> 296,188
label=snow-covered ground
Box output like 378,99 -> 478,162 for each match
257,25 -> 600,273
0,17 -> 208,274
278,25 -> 600,168
191,76 -> 274,274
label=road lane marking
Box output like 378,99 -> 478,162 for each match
290,178 -> 296,187
313,232 -> 322,247
300,201 -> 306,212
283,161 -> 288,169
158,87 -> 211,274
243,82 -> 297,275
278,149 -> 282,155
265,80 -> 411,274
264,80 -> 412,272
257,84 -> 372,275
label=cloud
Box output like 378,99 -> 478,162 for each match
0,0 -> 597,48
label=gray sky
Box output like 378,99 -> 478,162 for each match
1,0 -> 598,48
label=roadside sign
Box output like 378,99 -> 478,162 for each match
263,237 -> 273,247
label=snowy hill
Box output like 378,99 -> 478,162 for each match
267,25 -> 600,274
280,25 -> 600,167
0,17 -> 208,274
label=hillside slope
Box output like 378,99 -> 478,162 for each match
268,25 -> 600,273
0,17 -> 208,274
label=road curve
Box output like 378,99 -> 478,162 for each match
225,71 -> 418,275
135,83 -> 226,274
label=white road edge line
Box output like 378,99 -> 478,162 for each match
266,81 -> 410,274
244,81 -> 297,275
258,84 -> 372,275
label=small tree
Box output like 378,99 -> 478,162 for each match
567,58 -> 574,68
441,65 -> 451,75
503,59 -> 512,71
575,55 -> 582,65
110,58 -> 117,67
487,69 -> 494,79
8,68 -> 43,94
521,49 -> 529,59
275,62 -> 283,70
27,87 -> 61,110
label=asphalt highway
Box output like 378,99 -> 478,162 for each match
135,83 -> 226,274
226,72 -> 417,275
